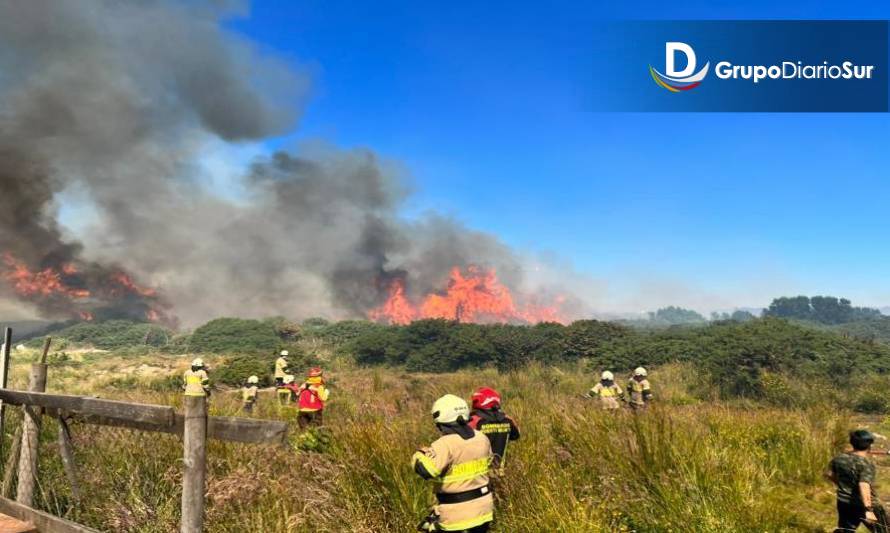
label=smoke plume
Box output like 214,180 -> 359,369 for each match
0,0 -> 576,327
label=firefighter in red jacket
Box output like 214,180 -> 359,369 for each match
297,367 -> 330,429
468,387 -> 520,472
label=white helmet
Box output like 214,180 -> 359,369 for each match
247,375 -> 259,384
283,374 -> 295,384
634,367 -> 648,377
601,370 -> 614,381
280,350 -> 289,357
431,394 -> 470,425
191,358 -> 204,368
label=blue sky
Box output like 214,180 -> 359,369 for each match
224,1 -> 890,311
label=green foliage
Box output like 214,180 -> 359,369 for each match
648,306 -> 707,325
189,318 -> 280,354
214,354 -> 277,387
293,427 -> 333,453
348,317 -> 890,404
711,310 -> 757,322
313,320 -> 384,346
765,295 -> 881,324
302,317 -> 331,329
27,320 -> 172,350
561,319 -> 631,360
830,317 -> 890,344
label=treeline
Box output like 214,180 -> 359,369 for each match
21,304 -> 890,399
346,317 -> 890,396
764,295 -> 882,324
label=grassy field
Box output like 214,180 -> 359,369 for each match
0,350 -> 869,532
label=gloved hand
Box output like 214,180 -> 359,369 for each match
417,511 -> 439,532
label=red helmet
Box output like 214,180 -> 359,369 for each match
471,387 -> 501,410
307,367 -> 323,378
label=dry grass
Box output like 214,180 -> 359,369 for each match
0,357 -> 854,532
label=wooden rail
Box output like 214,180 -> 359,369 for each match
0,496 -> 99,533
0,390 -> 288,445
0,327 -> 292,532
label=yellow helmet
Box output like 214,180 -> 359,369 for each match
247,375 -> 259,384
191,358 -> 204,368
283,374 -> 295,384
431,394 -> 469,425
601,370 -> 614,381
634,367 -> 648,377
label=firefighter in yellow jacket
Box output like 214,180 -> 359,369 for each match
242,375 -> 259,413
183,358 -> 210,397
413,394 -> 494,532
587,370 -> 624,410
274,350 -> 290,386
627,367 -> 653,410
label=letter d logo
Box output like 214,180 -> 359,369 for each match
649,42 -> 710,92
666,42 -> 696,77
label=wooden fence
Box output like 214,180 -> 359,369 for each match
0,329 -> 289,533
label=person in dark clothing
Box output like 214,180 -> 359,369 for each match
468,387 -> 520,472
827,429 -> 886,532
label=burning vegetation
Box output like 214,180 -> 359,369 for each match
0,1 -> 580,328
0,252 -> 173,326
369,266 -> 566,325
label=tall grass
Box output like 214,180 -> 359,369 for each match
1,360 -> 849,532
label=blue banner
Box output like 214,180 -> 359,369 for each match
594,21 -> 889,112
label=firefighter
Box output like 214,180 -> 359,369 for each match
627,367 -> 653,410
274,350 -> 290,386
587,371 -> 624,410
827,429 -> 888,532
183,358 -> 210,397
413,394 -> 494,533
241,375 -> 259,413
468,387 -> 520,472
278,374 -> 295,405
297,367 -> 330,429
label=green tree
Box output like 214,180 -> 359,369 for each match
189,318 -> 280,353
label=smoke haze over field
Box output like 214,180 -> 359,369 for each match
0,0 -> 583,326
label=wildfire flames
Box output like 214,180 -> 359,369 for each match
369,266 -> 566,325
0,252 -> 171,324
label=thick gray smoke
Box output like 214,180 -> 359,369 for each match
0,0 -> 571,327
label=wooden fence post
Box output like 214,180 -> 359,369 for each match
180,395 -> 207,533
15,362 -> 47,506
0,327 -> 12,461
0,424 -> 21,498
57,416 -> 80,503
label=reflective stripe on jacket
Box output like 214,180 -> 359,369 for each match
412,430 -> 494,531
591,382 -> 623,398
274,357 -> 289,379
183,369 -> 209,397
469,409 -> 520,469
242,385 -> 258,402
628,378 -> 651,405
298,382 -> 329,412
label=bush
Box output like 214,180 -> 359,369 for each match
214,346 -> 317,387
214,355 -> 277,387
27,320 -> 172,350
189,318 -> 280,354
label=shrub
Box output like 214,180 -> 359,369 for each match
27,320 -> 172,350
189,318 -> 280,354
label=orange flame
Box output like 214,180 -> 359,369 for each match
369,266 -> 565,325
367,278 -> 417,324
0,251 -> 170,324
111,272 -> 157,297
1,253 -> 90,299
